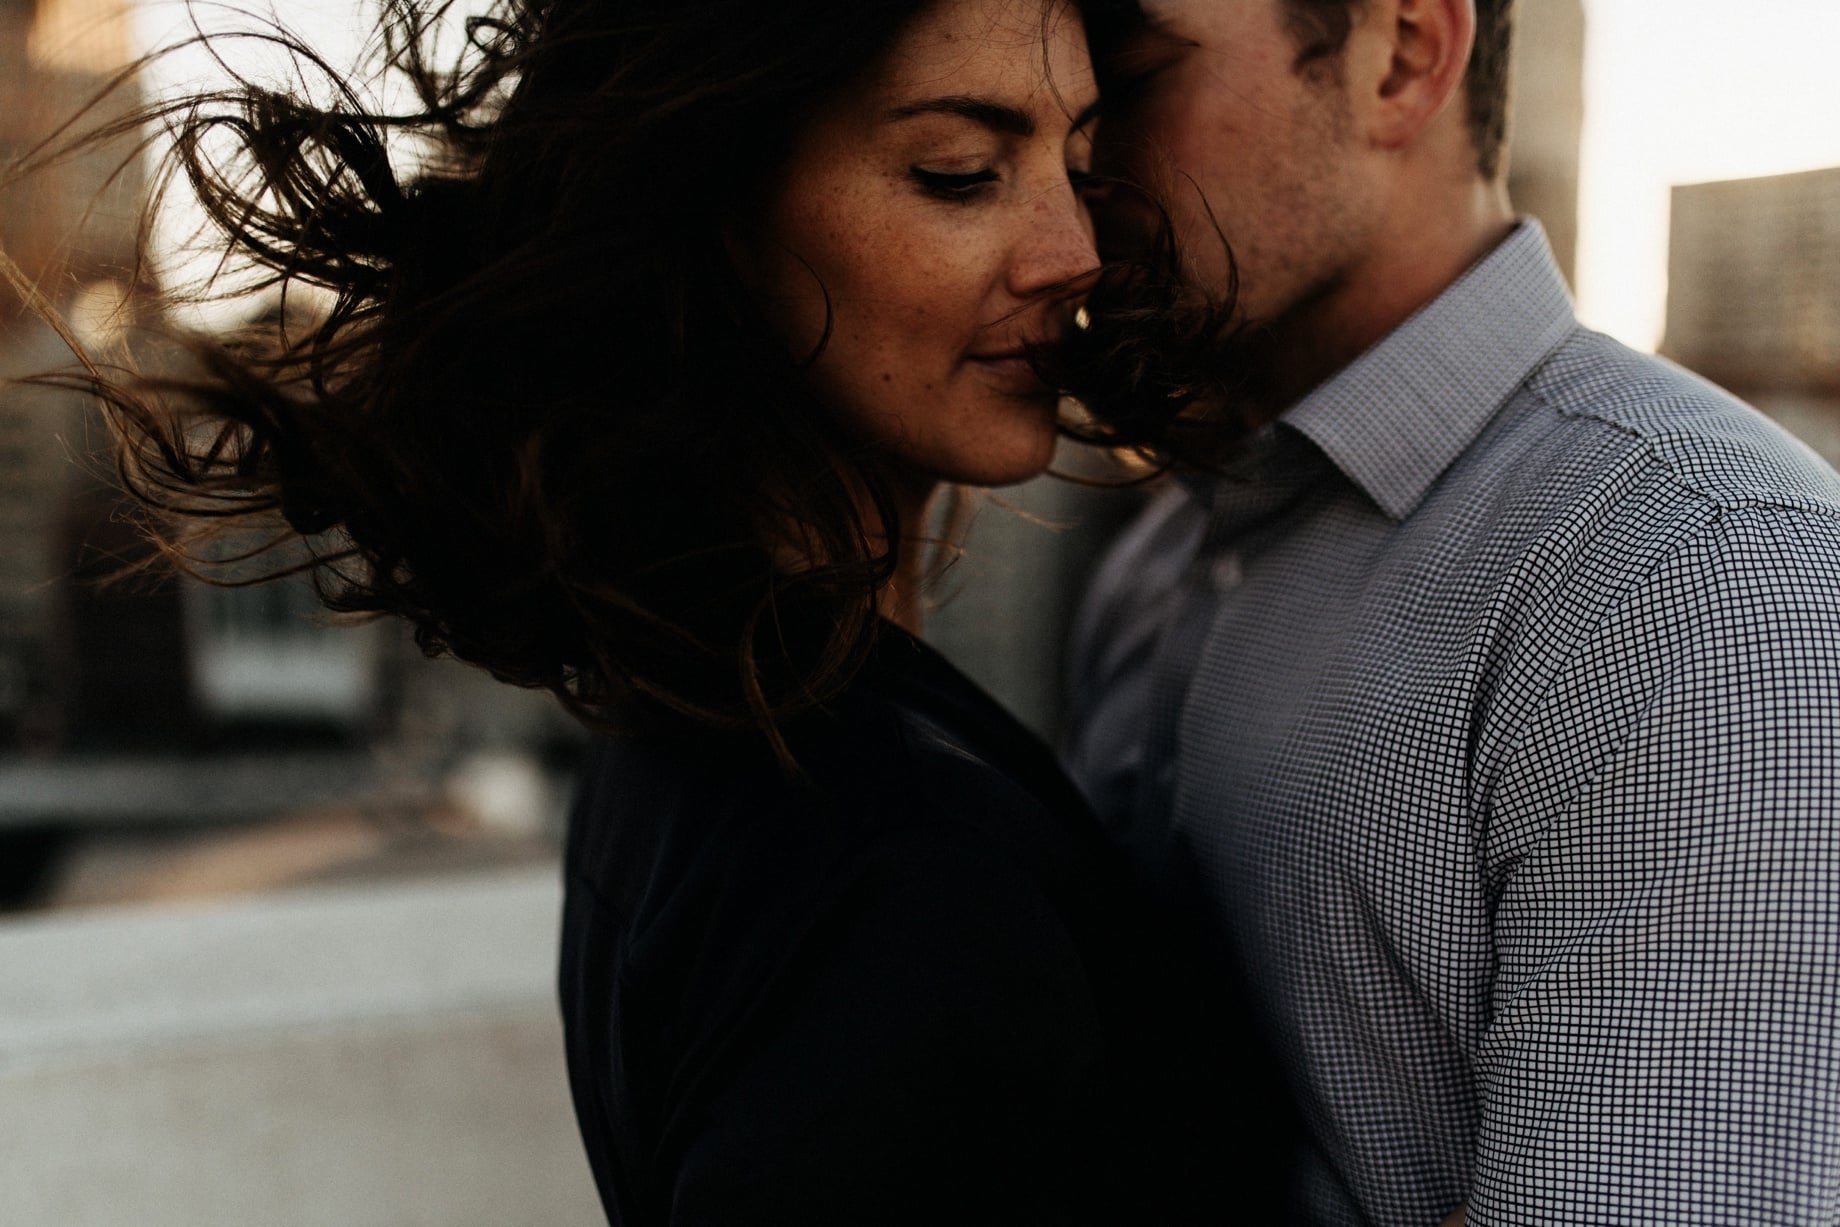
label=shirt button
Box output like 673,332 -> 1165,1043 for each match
1211,553 -> 1244,592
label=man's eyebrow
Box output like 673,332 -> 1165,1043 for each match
888,96 -> 1036,137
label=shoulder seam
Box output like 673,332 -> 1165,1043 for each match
1523,342 -> 1840,527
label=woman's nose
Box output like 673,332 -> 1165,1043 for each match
1007,177 -> 1099,299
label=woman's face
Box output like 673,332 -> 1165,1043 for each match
736,0 -> 1099,496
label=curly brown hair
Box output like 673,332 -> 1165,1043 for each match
16,0 -> 1232,761
36,0 -> 1033,762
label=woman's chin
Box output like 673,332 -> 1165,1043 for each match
866,392 -> 1062,493
950,428 -> 1061,490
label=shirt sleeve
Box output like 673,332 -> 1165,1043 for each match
664,831 -> 1104,1227
1472,506 -> 1840,1224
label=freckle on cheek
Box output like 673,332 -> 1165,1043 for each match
882,373 -> 892,383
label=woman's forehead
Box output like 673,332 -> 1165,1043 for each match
870,0 -> 1095,111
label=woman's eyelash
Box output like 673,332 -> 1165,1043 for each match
911,167 -> 998,201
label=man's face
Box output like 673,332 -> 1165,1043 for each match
1093,0 -> 1376,328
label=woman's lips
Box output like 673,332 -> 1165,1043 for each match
965,348 -> 1051,394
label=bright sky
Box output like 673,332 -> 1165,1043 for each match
126,0 -> 452,313
125,0 -> 1840,354
1577,0 -> 1840,351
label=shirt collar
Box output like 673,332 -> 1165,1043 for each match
1281,220 -> 1578,521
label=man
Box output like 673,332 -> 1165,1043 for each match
1065,0 -> 1840,1223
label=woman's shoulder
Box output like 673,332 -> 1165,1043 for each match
562,627 -> 1131,1023
559,634 -> 1290,1224
584,708 -> 1126,1225
569,633 -> 1100,914
841,625 -> 1095,824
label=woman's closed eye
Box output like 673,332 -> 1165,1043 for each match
910,166 -> 1000,202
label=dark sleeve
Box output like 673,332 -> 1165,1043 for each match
666,834 -> 1104,1227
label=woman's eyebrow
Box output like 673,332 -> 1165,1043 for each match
887,96 -> 1035,136
888,94 -> 1104,136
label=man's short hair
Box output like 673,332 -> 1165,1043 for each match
1282,0 -> 1514,179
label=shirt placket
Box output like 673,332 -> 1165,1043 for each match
1128,429 -> 1330,850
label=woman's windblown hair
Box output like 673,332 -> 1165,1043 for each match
55,0 -> 991,757
1044,204 -> 1246,469
32,0 -> 1238,756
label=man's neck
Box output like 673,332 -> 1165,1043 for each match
1241,178 -> 1516,425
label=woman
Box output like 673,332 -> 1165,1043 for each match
84,0 -> 1287,1219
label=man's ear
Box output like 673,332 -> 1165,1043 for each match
1348,0 -> 1476,152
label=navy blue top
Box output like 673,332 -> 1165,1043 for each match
560,624 -> 1290,1224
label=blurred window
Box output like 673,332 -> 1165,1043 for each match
184,577 -> 382,723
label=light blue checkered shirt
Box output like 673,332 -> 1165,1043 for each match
1065,222 -> 1840,1225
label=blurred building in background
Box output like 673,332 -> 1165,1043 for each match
0,0 -> 144,750
0,0 -> 576,911
1665,167 -> 1840,465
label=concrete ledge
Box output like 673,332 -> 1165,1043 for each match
2,866 -> 563,1071
0,752 -> 421,829
1,867 -> 603,1226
